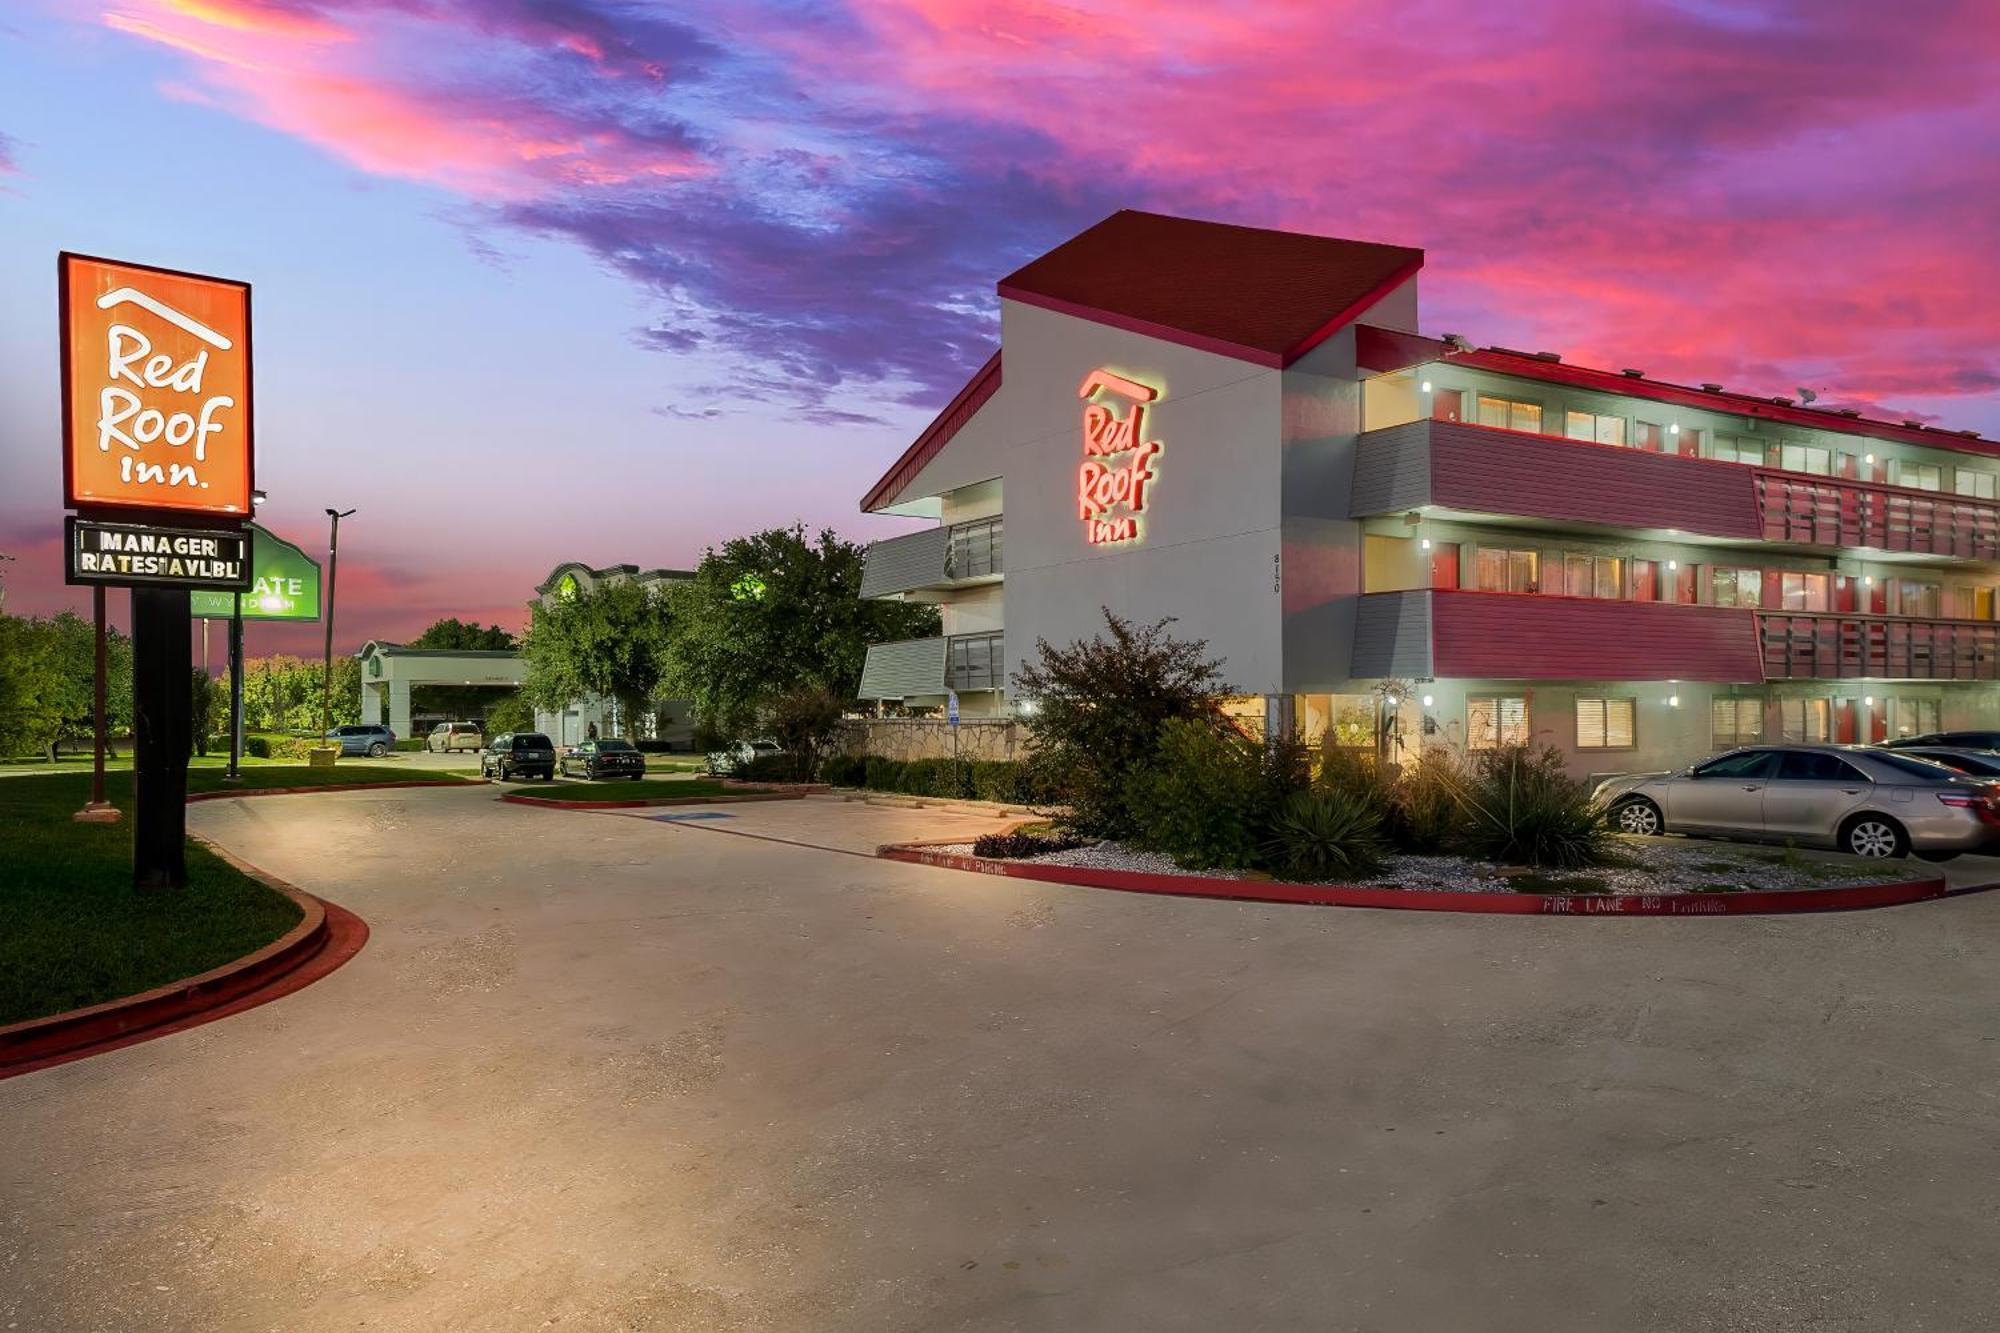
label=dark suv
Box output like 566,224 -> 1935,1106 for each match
481,732 -> 557,781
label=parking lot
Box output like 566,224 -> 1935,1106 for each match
4,784 -> 1998,1332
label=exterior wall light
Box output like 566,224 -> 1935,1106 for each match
1864,695 -> 1875,706
1669,423 -> 1681,436
1420,538 -> 1433,550
1422,694 -> 1435,708
1385,695 -> 1399,707
1420,380 -> 1433,394
1864,575 -> 1875,586
1865,454 -> 1875,465
1667,560 -> 1679,571
1668,695 -> 1680,707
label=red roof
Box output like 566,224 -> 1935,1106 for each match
998,211 -> 1423,369
1356,325 -> 1995,458
861,349 -> 1002,512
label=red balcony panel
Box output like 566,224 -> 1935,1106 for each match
1430,590 -> 1763,682
1758,612 -> 2000,680
1418,421 -> 1764,537
1755,472 -> 2000,561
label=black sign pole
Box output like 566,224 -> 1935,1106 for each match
131,586 -> 194,890
226,591 -> 245,783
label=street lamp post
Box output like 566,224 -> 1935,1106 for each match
321,507 -> 356,742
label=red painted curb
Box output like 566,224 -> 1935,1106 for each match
0,846 -> 369,1079
500,790 -> 806,810
186,778 -> 483,801
878,844 -> 1947,916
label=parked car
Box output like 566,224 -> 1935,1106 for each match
427,721 -> 484,753
1884,746 -> 2000,779
481,731 -> 557,781
1594,744 -> 2000,861
324,723 -> 396,757
560,738 -> 645,780
705,738 -> 784,776
1884,730 -> 2000,751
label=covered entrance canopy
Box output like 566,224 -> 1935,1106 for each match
357,641 -> 526,739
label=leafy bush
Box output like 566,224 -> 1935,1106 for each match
968,759 -> 1052,805
863,756 -> 907,792
1455,744 -> 1613,869
1014,610 -> 1233,838
820,753 -> 865,787
394,738 -> 426,751
243,735 -> 272,759
898,758 -> 968,797
972,829 -> 1087,859
1264,787 -> 1387,881
1121,718 -> 1268,870
736,753 -> 798,783
1388,744 -> 1466,854
763,685 -> 846,782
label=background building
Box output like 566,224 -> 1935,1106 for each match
856,209 -> 2000,774
530,561 -> 697,748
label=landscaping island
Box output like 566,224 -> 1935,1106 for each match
0,766 -> 467,1025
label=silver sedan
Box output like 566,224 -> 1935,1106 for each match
1594,743 -> 2000,861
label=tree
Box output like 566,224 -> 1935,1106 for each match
764,685 -> 846,781
0,612 -> 132,760
240,655 -> 360,733
409,617 -> 516,651
659,525 -> 939,739
519,578 -> 669,735
481,690 -> 534,735
1013,610 -> 1234,837
190,669 -> 222,757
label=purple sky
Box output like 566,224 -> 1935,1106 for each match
2,0 -> 1996,659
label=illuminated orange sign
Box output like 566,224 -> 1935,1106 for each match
1077,369 -> 1160,546
60,253 -> 253,516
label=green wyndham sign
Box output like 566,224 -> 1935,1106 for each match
189,523 -> 322,621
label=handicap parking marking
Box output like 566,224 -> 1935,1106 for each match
646,811 -> 739,823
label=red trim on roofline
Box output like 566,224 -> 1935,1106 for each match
860,350 -> 1003,513
1355,325 -> 1996,458
1000,256 -> 1423,371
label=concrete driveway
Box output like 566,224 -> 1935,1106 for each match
4,786 -> 1998,1332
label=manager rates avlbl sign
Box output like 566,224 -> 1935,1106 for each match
66,518 -> 251,590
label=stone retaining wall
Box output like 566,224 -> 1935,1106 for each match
837,718 -> 1024,762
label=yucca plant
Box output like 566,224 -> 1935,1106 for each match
1264,787 -> 1388,881
1451,744 -> 1614,869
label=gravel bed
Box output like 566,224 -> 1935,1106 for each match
921,837 -> 1903,895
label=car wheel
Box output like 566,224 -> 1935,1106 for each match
1611,797 -> 1663,837
1841,814 -> 1908,860
368,742 -> 387,757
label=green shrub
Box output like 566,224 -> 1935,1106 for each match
863,756 -> 907,792
394,738 -> 426,752
243,735 -> 272,759
1265,787 -> 1387,881
1121,718 -> 1268,870
972,829 -> 1087,859
820,753 -> 865,787
969,759 -> 1053,804
898,758 -> 966,797
1456,744 -> 1613,869
1014,610 -> 1233,838
1387,744 -> 1466,854
736,753 -> 797,783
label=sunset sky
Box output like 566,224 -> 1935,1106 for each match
2,0 -> 1995,659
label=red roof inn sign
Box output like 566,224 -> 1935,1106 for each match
59,252 -> 255,591
1077,368 -> 1161,546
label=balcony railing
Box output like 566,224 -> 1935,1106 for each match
859,519 -> 1004,599
1755,472 -> 2000,562
857,631 -> 1006,699
1758,613 -> 2000,680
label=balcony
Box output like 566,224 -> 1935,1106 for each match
1755,473 -> 2000,562
1352,590 -> 1763,682
1353,421 -> 2000,563
858,631 -> 1006,699
1352,420 -> 1761,538
859,518 -> 1004,599
1759,613 -> 2000,680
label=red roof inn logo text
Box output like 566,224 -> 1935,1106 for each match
1077,369 -> 1160,546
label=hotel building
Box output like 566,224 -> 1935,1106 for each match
855,211 -> 2000,774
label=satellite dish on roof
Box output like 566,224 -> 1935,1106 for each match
1797,387 -> 1818,404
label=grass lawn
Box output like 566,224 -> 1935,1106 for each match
0,773 -> 304,1026
0,765 -> 474,1026
516,778 -> 769,802
643,754 -> 710,774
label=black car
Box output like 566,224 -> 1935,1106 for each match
1885,731 -> 2000,751
481,731 -> 557,781
1888,746 -> 2000,778
559,738 -> 645,781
